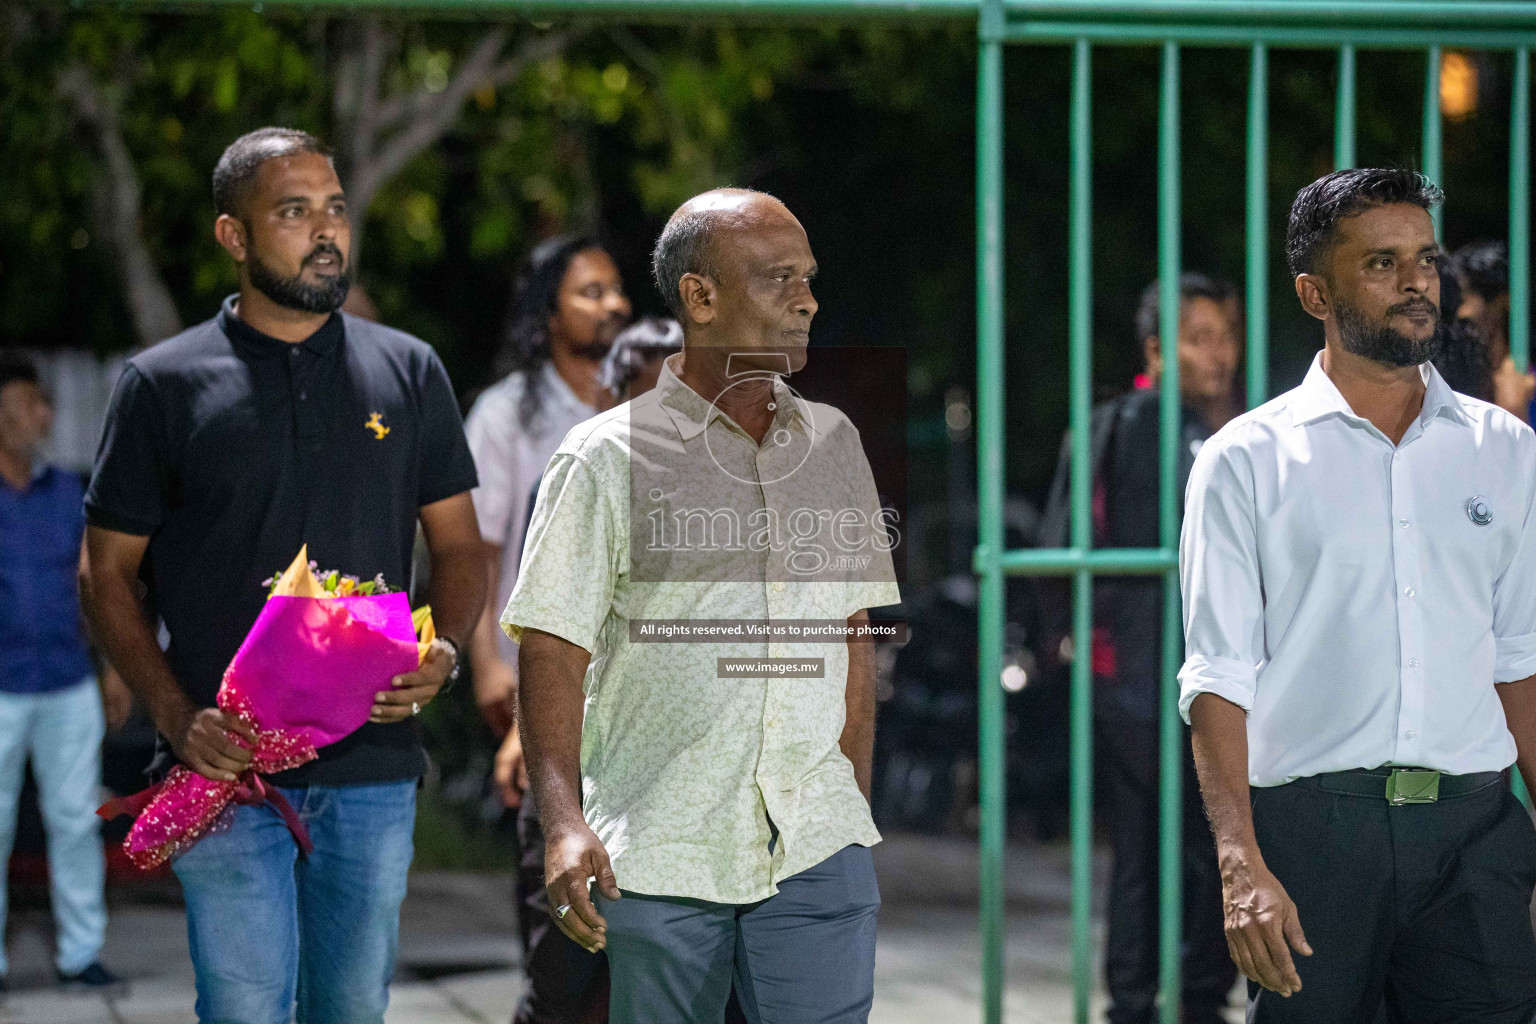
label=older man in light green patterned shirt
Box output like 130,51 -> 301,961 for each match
505,188 -> 900,1024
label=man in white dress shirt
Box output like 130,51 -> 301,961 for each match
1181,168 -> 1536,1023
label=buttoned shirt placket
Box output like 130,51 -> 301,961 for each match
1384,417 -> 1430,763
736,387 -> 804,872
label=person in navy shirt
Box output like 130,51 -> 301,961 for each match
0,351 -> 126,990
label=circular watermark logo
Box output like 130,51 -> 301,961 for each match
703,370 -> 819,487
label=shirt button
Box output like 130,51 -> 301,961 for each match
1399,519 -> 1410,529
772,582 -> 785,593
299,391 -> 308,401
1404,587 -> 1415,597
1407,658 -> 1419,668
1405,730 -> 1417,740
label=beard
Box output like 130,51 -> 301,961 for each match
1334,294 -> 1443,368
246,243 -> 350,314
564,315 -> 628,361
567,338 -> 615,361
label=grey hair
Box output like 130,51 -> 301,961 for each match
651,188 -> 775,319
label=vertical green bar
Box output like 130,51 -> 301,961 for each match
1424,46 -> 1444,236
975,3 -> 1006,1021
1511,48 -> 1531,811
1335,44 -> 1357,170
1068,36 -> 1094,1024
1247,43 -> 1269,409
1512,48 -> 1530,375
1157,39 -> 1184,1024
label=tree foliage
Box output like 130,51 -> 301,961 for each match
0,10 -> 1524,509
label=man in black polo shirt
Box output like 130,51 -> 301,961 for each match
79,127 -> 484,1024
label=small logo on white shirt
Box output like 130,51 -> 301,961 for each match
1466,495 -> 1493,526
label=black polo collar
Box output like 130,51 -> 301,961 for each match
218,294 -> 343,359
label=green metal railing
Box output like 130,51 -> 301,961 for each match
974,4 -> 1536,1024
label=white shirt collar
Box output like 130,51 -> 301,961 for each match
539,361 -> 595,418
1288,350 -> 1473,430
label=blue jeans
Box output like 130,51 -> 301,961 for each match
597,844 -> 881,1024
171,779 -> 417,1024
0,679 -> 107,976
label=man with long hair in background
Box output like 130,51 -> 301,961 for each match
464,234 -> 630,1024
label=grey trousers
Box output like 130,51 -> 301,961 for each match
596,844 -> 880,1024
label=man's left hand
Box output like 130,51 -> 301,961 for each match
371,639 -> 456,724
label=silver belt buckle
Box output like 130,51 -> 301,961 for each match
1386,769 -> 1440,805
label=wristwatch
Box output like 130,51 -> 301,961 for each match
438,635 -> 462,693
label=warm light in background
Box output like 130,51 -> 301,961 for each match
1441,51 -> 1478,120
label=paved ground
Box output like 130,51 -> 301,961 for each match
0,833 -> 1243,1024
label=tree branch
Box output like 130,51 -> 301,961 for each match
348,27 -> 572,218
56,62 -> 182,348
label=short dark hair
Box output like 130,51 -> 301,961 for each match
1134,272 -> 1240,343
212,127 -> 331,218
651,188 -> 774,319
0,350 -> 39,391
1453,240 -> 1508,302
1285,168 -> 1443,278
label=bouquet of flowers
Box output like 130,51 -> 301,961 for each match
99,547 -> 434,869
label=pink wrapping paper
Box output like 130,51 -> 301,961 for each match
100,592 -> 420,869
231,593 -> 419,749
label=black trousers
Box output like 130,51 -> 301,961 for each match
514,793 -> 610,1024
1100,712 -> 1236,1024
1249,772 -> 1536,1023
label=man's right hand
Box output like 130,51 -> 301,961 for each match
544,824 -> 621,954
167,706 -> 257,782
1220,847 -> 1312,997
494,724 -> 529,808
473,656 -> 517,739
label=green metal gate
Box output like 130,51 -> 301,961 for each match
974,4 -> 1536,1024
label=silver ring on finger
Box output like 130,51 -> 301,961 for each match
556,903 -> 572,920
411,701 -> 421,716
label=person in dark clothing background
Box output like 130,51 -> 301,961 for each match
1039,273 -> 1243,1024
1452,240 -> 1534,422
1431,265 -> 1497,404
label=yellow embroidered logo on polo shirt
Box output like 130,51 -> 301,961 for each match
364,412 -> 390,440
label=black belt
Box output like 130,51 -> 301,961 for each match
1292,767 -> 1506,805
